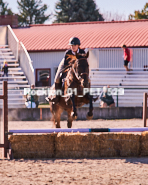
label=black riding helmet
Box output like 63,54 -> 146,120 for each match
69,37 -> 81,45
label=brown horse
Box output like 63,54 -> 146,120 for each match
49,52 -> 97,128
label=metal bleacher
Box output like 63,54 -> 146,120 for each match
0,45 -> 29,108
90,68 -> 148,107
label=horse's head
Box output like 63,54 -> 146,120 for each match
74,51 -> 89,87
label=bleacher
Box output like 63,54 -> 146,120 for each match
90,68 -> 148,107
0,45 -> 30,108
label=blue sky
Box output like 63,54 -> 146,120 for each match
8,0 -> 148,23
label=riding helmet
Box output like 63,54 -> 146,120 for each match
69,37 -> 81,45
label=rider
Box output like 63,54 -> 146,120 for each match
50,37 -> 87,103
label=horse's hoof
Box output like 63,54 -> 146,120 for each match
86,112 -> 93,120
67,121 -> 72,128
87,114 -> 93,120
56,125 -> 61,128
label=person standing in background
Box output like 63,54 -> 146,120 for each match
121,44 -> 130,72
2,60 -> 8,77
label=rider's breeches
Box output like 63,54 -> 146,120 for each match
54,58 -> 65,83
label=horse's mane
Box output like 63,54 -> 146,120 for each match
64,54 -> 89,81
73,57 -> 89,72
67,54 -> 77,65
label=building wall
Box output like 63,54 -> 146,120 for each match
7,107 -> 143,121
29,48 -> 148,86
132,48 -> 148,68
29,51 -> 65,85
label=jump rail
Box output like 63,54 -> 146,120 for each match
9,127 -> 148,134
143,93 -> 148,127
0,81 -> 12,159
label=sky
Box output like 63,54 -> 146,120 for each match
7,0 -> 148,23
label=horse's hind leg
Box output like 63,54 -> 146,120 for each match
87,95 -> 93,120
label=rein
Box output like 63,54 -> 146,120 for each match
60,64 -> 73,73
72,63 -> 89,84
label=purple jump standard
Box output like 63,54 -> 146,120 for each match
9,127 -> 148,134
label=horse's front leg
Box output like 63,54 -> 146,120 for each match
70,94 -> 77,120
87,95 -> 93,120
53,104 -> 61,128
67,109 -> 73,128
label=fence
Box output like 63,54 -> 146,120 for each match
7,25 -> 19,61
19,42 -> 35,85
114,87 -> 148,108
143,93 -> 148,127
0,81 -> 11,159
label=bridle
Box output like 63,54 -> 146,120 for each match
72,58 -> 89,84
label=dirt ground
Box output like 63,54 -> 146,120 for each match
1,119 -> 148,184
8,118 -> 145,130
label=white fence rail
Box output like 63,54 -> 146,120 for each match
7,25 -> 19,61
0,26 -> 7,45
20,42 -> 35,85
91,48 -> 148,69
132,48 -> 148,68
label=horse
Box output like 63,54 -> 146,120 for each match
48,52 -> 98,128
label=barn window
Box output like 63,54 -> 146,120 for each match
35,68 -> 51,87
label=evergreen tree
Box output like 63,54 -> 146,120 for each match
129,3 -> 148,20
17,0 -> 51,26
0,0 -> 13,15
54,0 -> 104,23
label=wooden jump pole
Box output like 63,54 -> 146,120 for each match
40,108 -> 42,120
143,93 -> 148,127
0,81 -> 11,159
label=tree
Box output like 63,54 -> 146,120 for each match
129,3 -> 148,20
17,0 -> 51,26
54,0 -> 104,23
0,0 -> 13,15
102,11 -> 126,22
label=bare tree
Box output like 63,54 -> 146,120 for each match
102,11 -> 126,21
